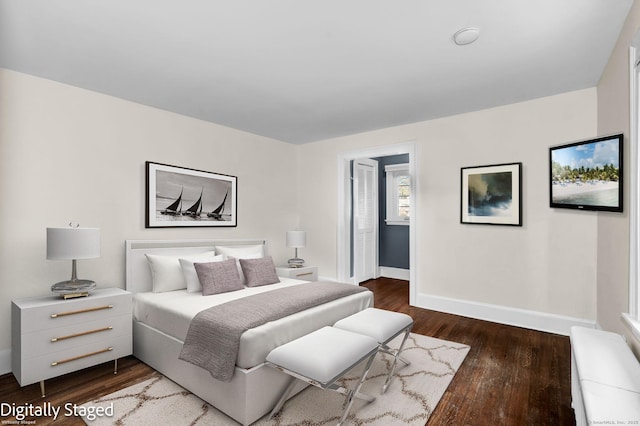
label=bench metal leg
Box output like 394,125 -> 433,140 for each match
382,326 -> 412,394
326,384 -> 375,403
379,345 -> 411,367
269,376 -> 297,420
337,350 -> 377,426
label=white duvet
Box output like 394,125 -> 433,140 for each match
133,278 -> 373,368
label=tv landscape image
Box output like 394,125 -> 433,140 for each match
550,134 -> 623,212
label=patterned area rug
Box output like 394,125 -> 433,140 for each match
82,333 -> 469,425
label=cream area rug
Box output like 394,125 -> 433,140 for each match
82,333 -> 470,425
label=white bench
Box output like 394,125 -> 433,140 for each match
266,326 -> 379,426
570,326 -> 640,425
334,307 -> 414,393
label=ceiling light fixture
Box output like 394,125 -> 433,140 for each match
453,27 -> 480,46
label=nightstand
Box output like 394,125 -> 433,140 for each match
11,288 -> 132,397
276,265 -> 318,282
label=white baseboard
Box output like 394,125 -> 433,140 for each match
416,292 -> 596,336
378,267 -> 410,281
0,348 -> 11,376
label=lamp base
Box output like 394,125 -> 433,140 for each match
61,291 -> 90,300
287,257 -> 305,268
51,279 -> 96,298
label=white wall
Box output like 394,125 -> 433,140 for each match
298,88 -> 599,327
0,69 -> 298,367
0,67 -> 610,376
597,0 -> 640,351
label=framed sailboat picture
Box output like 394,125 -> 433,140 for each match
146,162 -> 237,228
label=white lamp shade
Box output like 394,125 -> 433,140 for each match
286,230 -> 306,248
47,227 -> 101,260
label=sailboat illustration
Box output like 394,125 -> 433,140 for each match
182,188 -> 203,218
207,190 -> 228,220
160,187 -> 183,215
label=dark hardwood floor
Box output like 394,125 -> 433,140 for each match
1,278 -> 574,425
362,278 -> 575,426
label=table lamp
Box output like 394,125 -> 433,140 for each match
47,225 -> 100,298
286,230 -> 306,268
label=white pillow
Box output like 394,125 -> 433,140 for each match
145,251 -> 216,293
179,254 -> 225,293
215,244 -> 264,258
215,245 -> 264,284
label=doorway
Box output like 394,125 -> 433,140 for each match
337,142 -> 417,305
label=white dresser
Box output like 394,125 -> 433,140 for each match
11,288 -> 132,396
276,265 -> 318,282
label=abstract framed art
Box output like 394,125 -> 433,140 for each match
461,162 -> 522,226
146,161 -> 237,228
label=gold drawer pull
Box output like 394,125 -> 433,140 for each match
51,326 -> 113,342
51,347 -> 113,366
295,272 -> 313,277
51,305 -> 113,318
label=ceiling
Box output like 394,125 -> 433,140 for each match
0,0 -> 633,144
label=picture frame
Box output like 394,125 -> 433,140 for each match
461,162 -> 522,226
549,133 -> 623,213
146,161 -> 237,228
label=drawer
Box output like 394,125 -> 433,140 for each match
16,334 -> 132,386
289,269 -> 317,281
20,314 -> 132,359
276,266 -> 318,282
17,293 -> 132,333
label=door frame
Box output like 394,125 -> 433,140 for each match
337,142 -> 417,305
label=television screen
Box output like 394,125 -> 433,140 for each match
549,133 -> 623,212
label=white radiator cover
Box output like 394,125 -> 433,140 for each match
570,326 -> 640,425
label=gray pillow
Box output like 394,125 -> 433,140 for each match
195,258 -> 244,295
239,256 -> 280,287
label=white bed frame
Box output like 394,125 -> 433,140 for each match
126,239 -> 311,425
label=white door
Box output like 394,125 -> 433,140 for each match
353,158 -> 378,284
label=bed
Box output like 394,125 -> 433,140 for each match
125,239 -> 373,425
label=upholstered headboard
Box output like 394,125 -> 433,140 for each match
125,239 -> 267,293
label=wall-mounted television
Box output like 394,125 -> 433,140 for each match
549,133 -> 623,212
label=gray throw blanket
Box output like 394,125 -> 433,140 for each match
178,281 -> 369,382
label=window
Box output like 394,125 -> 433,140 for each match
626,38 -> 640,339
385,163 -> 410,225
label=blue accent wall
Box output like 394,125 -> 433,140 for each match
374,154 -> 410,269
